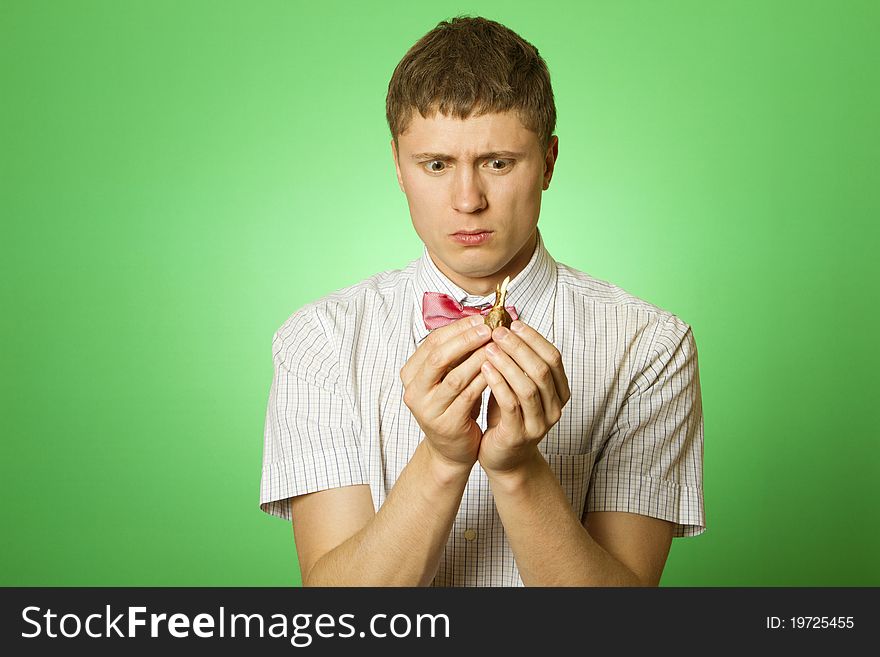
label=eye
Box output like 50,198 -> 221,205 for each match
424,160 -> 446,173
488,159 -> 512,171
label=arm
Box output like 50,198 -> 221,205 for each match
478,319 -> 687,586
486,451 -> 673,586
292,315 -> 495,586
292,440 -> 472,587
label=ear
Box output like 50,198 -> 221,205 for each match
391,138 -> 405,193
542,135 -> 559,191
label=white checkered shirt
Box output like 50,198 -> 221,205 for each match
260,228 -> 706,586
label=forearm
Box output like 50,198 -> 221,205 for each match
305,440 -> 471,586
487,451 -> 643,586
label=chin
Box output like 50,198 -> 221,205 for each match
455,258 -> 504,277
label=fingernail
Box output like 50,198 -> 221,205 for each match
511,320 -> 524,332
494,326 -> 510,340
476,324 -> 491,337
470,316 -> 485,327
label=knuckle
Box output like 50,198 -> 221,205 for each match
548,349 -> 562,368
422,335 -> 439,354
426,350 -> 445,369
521,385 -> 539,402
467,330 -> 485,347
534,363 -> 551,382
444,371 -> 464,392
462,386 -> 481,403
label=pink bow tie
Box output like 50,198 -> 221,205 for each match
422,291 -> 519,330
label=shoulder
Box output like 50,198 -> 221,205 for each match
555,260 -> 692,341
272,260 -> 416,362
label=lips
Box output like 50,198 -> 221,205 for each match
450,231 -> 493,245
453,230 -> 492,235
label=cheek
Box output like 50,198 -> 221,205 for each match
404,175 -> 445,212
497,175 -> 539,210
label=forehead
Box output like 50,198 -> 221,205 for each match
398,110 -> 538,155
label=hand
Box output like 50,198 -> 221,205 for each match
478,320 -> 571,474
400,315 -> 493,470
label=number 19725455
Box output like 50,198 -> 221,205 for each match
766,616 -> 854,629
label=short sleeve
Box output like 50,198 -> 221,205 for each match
586,316 -> 706,537
259,308 -> 368,521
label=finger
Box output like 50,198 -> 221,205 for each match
443,370 -> 489,426
447,326 -> 489,371
490,327 -> 561,428
430,345 -> 490,413
507,321 -> 571,405
401,315 -> 480,386
480,361 -> 523,437
484,342 -> 545,438
412,321 -> 492,392
401,315 -> 485,387
447,348 -> 474,373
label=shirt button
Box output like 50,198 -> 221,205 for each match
463,529 -> 477,541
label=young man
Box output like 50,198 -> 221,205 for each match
260,16 -> 705,586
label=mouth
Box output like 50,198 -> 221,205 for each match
449,230 -> 494,245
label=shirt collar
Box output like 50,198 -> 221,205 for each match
411,226 -> 558,346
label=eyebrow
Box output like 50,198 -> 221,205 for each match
409,150 -> 526,161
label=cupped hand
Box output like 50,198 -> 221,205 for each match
400,315 -> 493,469
477,320 -> 571,474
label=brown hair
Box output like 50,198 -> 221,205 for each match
386,15 -> 556,152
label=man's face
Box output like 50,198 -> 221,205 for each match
392,110 -> 558,295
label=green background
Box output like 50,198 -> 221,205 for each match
2,0 -> 877,586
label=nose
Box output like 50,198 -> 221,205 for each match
451,166 -> 487,213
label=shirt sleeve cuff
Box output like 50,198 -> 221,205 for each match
259,451 -> 370,521
586,473 -> 706,537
